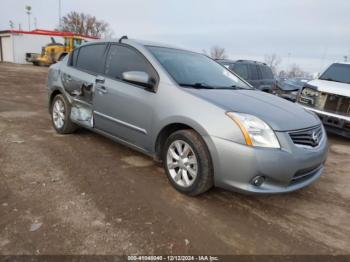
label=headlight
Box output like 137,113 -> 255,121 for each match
226,112 -> 280,148
302,87 -> 320,97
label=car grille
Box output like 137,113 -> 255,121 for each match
289,125 -> 323,148
324,94 -> 350,115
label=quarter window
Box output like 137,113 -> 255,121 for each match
105,45 -> 156,82
75,44 -> 106,74
70,48 -> 79,67
260,65 -> 274,79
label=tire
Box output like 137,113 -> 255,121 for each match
163,129 -> 214,196
51,94 -> 78,134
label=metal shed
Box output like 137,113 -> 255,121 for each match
0,29 -> 97,64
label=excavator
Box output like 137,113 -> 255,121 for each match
27,36 -> 86,66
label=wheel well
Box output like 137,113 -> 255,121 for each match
49,90 -> 62,112
155,123 -> 194,161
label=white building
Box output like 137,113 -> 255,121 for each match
0,29 -> 97,64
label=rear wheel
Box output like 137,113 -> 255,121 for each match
163,130 -> 213,196
51,94 -> 78,134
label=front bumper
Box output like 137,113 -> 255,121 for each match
203,128 -> 328,194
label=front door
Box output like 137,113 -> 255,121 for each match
93,44 -> 157,151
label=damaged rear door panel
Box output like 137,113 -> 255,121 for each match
60,43 -> 108,128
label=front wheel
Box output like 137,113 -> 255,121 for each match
163,130 -> 214,196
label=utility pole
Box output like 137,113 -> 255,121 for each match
58,0 -> 62,29
25,5 -> 32,31
34,17 -> 37,29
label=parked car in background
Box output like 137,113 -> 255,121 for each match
48,38 -> 328,196
274,77 -> 312,102
217,59 -> 277,93
297,62 -> 350,138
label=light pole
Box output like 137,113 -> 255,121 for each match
25,5 -> 32,31
59,0 -> 62,29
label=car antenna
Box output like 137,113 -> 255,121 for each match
119,35 -> 128,43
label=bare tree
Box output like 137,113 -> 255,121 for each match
58,11 -> 111,38
211,46 -> 228,59
264,54 -> 282,75
282,64 -> 311,78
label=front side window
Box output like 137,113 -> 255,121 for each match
105,45 -> 156,81
147,46 -> 251,89
233,64 -> 249,80
319,63 -> 350,84
76,44 -> 106,74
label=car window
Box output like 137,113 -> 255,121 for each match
105,45 -> 156,81
248,64 -> 259,80
76,44 -> 106,74
319,63 -> 350,84
260,65 -> 274,79
70,48 -> 79,67
147,46 -> 252,89
232,64 -> 249,80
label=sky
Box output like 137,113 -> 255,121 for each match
1,0 -> 349,73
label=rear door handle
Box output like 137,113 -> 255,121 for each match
97,85 -> 107,94
96,75 -> 105,84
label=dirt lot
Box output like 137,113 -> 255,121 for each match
0,63 -> 349,255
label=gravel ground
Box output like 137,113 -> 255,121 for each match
0,63 -> 349,255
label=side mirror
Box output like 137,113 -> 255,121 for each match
122,71 -> 155,90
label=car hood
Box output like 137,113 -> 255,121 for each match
187,89 -> 320,131
308,79 -> 350,97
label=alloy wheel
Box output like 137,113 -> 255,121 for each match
52,99 -> 65,129
166,140 -> 198,188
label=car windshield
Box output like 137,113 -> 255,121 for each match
319,63 -> 350,84
146,46 -> 252,90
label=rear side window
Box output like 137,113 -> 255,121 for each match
76,44 -> 106,74
105,44 -> 156,81
232,64 -> 249,80
248,64 -> 259,80
260,65 -> 274,79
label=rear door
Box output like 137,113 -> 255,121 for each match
61,43 -> 107,104
93,44 -> 157,151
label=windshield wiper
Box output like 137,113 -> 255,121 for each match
215,85 -> 249,90
179,83 -> 216,89
180,83 -> 252,90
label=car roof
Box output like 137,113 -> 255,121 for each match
82,38 -> 194,53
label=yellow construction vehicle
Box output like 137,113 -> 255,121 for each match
28,36 -> 86,66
